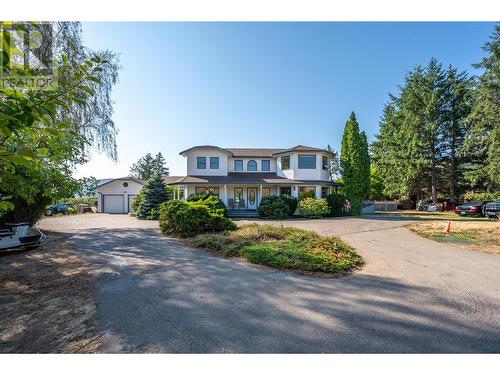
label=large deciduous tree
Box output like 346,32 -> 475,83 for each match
340,112 -> 370,215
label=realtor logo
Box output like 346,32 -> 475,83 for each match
0,21 -> 57,89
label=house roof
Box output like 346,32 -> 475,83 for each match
163,176 -> 186,184
97,177 -> 146,188
178,145 -> 332,158
169,173 -> 341,186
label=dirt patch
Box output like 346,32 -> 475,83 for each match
0,233 -> 100,353
408,220 -> 500,255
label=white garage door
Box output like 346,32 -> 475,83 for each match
128,194 -> 137,213
103,195 -> 124,213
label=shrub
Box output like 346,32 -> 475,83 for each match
138,173 -> 170,220
280,194 -> 298,216
188,194 -> 227,215
131,189 -> 144,213
257,195 -> 289,219
297,198 -> 329,218
299,190 -> 316,200
190,223 -> 362,273
159,200 -> 235,238
325,192 -> 348,217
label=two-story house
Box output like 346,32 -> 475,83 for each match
167,145 -> 340,212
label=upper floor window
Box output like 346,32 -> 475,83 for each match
234,159 -> 243,171
210,156 -> 219,169
261,160 -> 270,171
298,155 -> 316,169
322,155 -> 329,170
247,160 -> 257,171
197,156 -> 206,169
281,155 -> 290,170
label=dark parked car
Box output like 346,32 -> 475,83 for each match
45,203 -> 72,216
454,201 -> 491,217
484,201 -> 500,219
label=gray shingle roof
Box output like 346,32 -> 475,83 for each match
168,173 -> 340,186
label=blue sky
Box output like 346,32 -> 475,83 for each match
75,22 -> 495,178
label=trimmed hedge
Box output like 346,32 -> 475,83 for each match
297,197 -> 329,218
159,199 -> 235,238
187,193 -> 227,215
257,195 -> 289,219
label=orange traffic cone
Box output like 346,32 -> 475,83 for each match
443,221 -> 451,235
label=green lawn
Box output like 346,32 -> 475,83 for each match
189,223 -> 362,274
377,210 -> 490,221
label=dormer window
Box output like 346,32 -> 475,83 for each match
298,155 -> 316,169
247,160 -> 257,171
197,157 -> 206,169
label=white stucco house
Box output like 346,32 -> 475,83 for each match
96,177 -> 145,214
166,145 -> 340,212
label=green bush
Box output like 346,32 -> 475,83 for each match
462,191 -> 500,202
190,223 -> 362,273
257,195 -> 289,219
325,192 -> 348,217
131,189 -> 144,213
297,197 -> 329,218
187,193 -> 227,215
299,190 -> 316,200
280,194 -> 298,216
159,200 -> 235,238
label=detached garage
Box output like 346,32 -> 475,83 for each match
97,178 -> 145,214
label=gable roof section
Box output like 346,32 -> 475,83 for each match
272,145 -> 333,156
179,145 -> 233,156
97,177 -> 146,188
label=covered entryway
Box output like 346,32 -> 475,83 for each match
103,195 -> 124,214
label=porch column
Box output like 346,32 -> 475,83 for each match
259,184 -> 263,205
223,184 -> 228,205
315,186 -> 322,199
183,186 -> 188,201
291,185 -> 299,199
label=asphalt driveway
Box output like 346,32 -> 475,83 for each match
40,214 -> 500,353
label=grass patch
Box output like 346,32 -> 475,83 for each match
379,210 -> 490,221
189,223 -> 362,274
408,220 -> 500,255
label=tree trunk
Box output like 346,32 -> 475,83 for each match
449,125 -> 457,204
430,138 -> 438,203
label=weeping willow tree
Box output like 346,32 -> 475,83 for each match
0,22 -> 120,221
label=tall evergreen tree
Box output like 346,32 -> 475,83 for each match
137,172 -> 169,220
130,152 -> 169,180
463,25 -> 500,192
340,112 -> 370,215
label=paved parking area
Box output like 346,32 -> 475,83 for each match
39,214 -> 500,353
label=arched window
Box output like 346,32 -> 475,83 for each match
247,160 -> 257,171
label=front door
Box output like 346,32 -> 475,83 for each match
247,188 -> 258,210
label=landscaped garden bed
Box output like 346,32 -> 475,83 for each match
189,223 -> 362,274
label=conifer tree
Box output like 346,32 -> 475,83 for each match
340,112 -> 370,215
137,173 -> 169,220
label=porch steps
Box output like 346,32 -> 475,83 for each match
227,210 -> 259,218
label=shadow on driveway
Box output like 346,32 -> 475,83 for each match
59,227 -> 499,353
